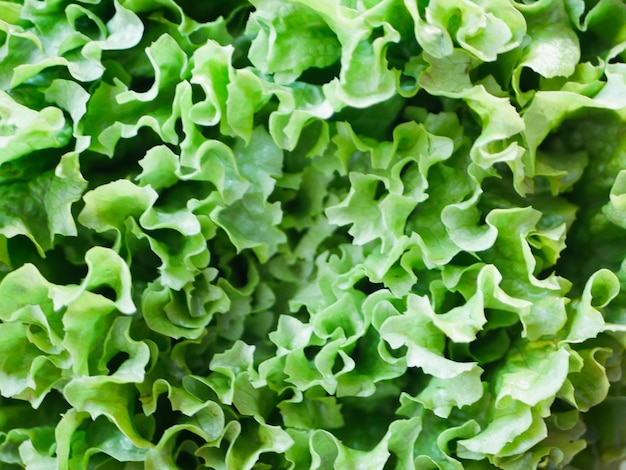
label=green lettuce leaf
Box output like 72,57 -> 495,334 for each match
2,0 -> 626,468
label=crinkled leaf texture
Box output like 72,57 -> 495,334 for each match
1,0 -> 626,469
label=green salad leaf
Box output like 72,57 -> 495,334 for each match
2,0 -> 626,468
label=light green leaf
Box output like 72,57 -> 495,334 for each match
496,341 -> 570,407
517,26 -> 579,79
482,207 -> 571,340
457,401 -> 545,459
326,172 -> 417,251
138,207 -> 209,289
565,269 -> 618,343
247,0 -> 341,84
141,268 -> 229,340
60,291 -> 119,376
63,377 -> 151,447
51,246 -> 135,314
211,193 -> 286,263
406,0 -> 525,61
565,347 -> 612,411
196,420 -> 293,470
78,179 -> 157,251
380,294 -> 479,379
416,367 -> 484,418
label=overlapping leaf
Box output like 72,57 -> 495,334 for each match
2,0 -> 626,468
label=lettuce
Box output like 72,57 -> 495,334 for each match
2,0 -> 626,468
